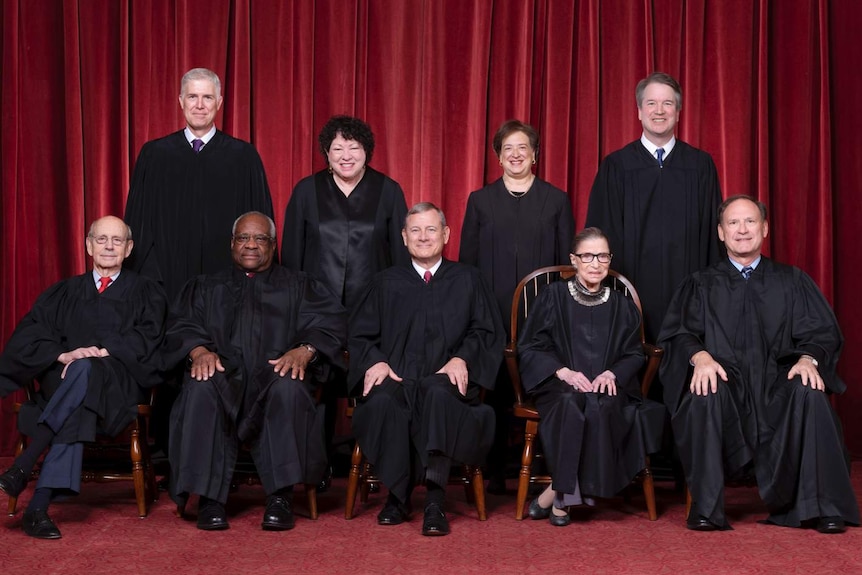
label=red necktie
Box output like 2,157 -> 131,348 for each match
423,270 -> 432,284
98,277 -> 112,293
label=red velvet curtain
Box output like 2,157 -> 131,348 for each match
2,0 -> 860,455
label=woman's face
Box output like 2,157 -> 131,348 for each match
498,130 -> 535,179
570,237 -> 611,292
327,133 -> 367,182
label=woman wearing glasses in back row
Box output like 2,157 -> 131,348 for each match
517,227 -> 664,526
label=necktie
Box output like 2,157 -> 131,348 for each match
246,272 -> 255,278
741,266 -> 753,280
98,276 -> 112,293
192,139 -> 204,153
423,270 -> 432,284
656,147 -> 665,168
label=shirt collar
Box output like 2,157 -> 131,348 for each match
728,256 -> 761,272
184,126 -> 216,146
92,269 -> 121,286
640,134 -> 676,159
412,258 -> 443,279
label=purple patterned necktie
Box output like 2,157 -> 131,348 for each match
192,139 -> 204,153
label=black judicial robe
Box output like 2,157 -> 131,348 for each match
124,130 -> 274,301
348,260 -> 504,396
0,271 -> 168,442
460,177 -> 574,335
586,140 -> 722,342
348,260 -> 504,495
281,168 -> 410,313
658,258 -> 859,526
164,265 -> 347,426
518,282 -> 663,497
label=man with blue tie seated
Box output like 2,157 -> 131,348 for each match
658,195 -> 859,533
0,216 -> 168,539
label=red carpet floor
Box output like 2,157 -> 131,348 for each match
2,457 -> 861,574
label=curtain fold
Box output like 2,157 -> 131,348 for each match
1,0 -> 860,455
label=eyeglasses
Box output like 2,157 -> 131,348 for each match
573,252 -> 613,264
89,235 -> 129,246
233,234 -> 274,245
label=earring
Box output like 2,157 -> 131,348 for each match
532,158 -> 537,165
327,164 -> 333,174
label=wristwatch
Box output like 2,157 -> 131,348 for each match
800,354 -> 819,368
298,343 -> 318,363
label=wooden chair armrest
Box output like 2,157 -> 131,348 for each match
640,343 -> 664,397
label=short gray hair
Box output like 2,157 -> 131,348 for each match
181,68 -> 222,100
404,202 -> 447,228
232,211 -> 276,237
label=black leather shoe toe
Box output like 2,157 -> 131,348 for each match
686,515 -> 719,531
0,465 -> 27,498
262,495 -> 295,531
549,509 -> 571,527
377,501 -> 409,526
816,516 -> 846,534
197,502 -> 230,531
421,502 -> 450,536
527,498 -> 551,520
22,509 -> 62,539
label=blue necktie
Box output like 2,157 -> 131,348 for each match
656,148 -> 665,168
192,139 -> 204,153
741,266 -> 753,280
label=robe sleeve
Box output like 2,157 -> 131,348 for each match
162,276 -> 219,371
101,278 -> 169,388
585,156 -> 626,260
458,191 -> 480,266
608,297 -> 647,396
347,280 -> 391,394
517,287 -> 567,392
0,281 -> 70,395
385,180 -> 411,267
123,142 -> 157,273
293,276 -> 348,366
555,193 -> 575,264
699,154 -> 723,266
452,272 -> 505,390
281,180 -> 310,271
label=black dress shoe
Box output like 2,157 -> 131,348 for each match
316,466 -> 333,493
377,501 -> 410,526
527,498 -> 551,520
196,501 -> 230,531
261,495 -> 295,531
549,509 -> 571,527
816,516 -> 846,534
0,465 -> 27,498
686,514 -> 719,531
421,502 -> 450,536
22,509 -> 62,539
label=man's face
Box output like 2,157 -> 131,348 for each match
231,214 -> 275,273
717,198 -> 769,262
638,82 -> 679,144
86,216 -> 133,276
401,210 -> 450,268
179,79 -> 223,137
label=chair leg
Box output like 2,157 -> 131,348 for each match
130,424 -> 148,518
305,484 -> 318,519
468,465 -> 487,521
344,441 -> 363,519
360,462 -> 372,503
516,420 -> 538,520
685,484 -> 692,520
641,456 -> 657,521
7,433 -> 26,516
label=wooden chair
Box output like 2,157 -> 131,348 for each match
343,401 -> 488,521
504,265 -> 662,520
7,382 -> 158,518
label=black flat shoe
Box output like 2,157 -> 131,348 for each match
527,498 -> 551,520
197,501 -> 229,531
262,495 -> 295,531
0,464 -> 27,498
316,466 -> 333,494
816,516 -> 846,534
22,509 -> 62,539
377,501 -> 410,526
549,509 -> 571,527
686,514 -> 719,531
421,502 -> 450,536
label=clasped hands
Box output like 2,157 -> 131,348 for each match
555,367 -> 617,395
688,350 -> 824,395
57,346 -> 109,379
188,345 -> 314,382
362,357 -> 469,397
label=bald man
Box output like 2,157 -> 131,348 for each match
0,216 -> 169,539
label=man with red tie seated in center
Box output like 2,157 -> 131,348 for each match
0,216 -> 169,539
